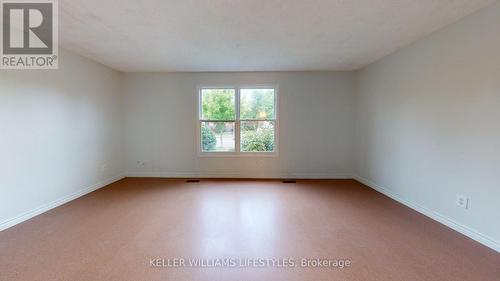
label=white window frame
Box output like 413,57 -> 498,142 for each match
197,85 -> 279,157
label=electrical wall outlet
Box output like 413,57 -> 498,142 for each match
456,194 -> 469,209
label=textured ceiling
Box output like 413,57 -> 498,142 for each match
59,0 -> 496,72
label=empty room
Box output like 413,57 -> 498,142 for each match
1,0 -> 500,280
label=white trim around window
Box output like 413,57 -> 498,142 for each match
197,85 -> 279,157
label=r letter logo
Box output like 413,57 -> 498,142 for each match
1,0 -> 58,69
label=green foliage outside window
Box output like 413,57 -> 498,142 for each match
241,124 -> 274,152
240,89 -> 275,120
201,124 -> 216,151
201,89 -> 235,120
202,89 -> 235,144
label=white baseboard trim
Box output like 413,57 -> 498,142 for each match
125,171 -> 353,179
0,174 -> 125,232
353,174 -> 500,253
7,172 -> 496,253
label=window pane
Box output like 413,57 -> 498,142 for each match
240,89 -> 275,120
201,122 -> 235,152
201,89 -> 236,120
240,121 -> 275,152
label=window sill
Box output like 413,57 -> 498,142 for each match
197,152 -> 278,158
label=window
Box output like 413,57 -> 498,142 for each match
199,86 -> 277,155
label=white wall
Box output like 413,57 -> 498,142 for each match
354,3 -> 500,250
0,49 -> 124,229
123,72 -> 354,178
